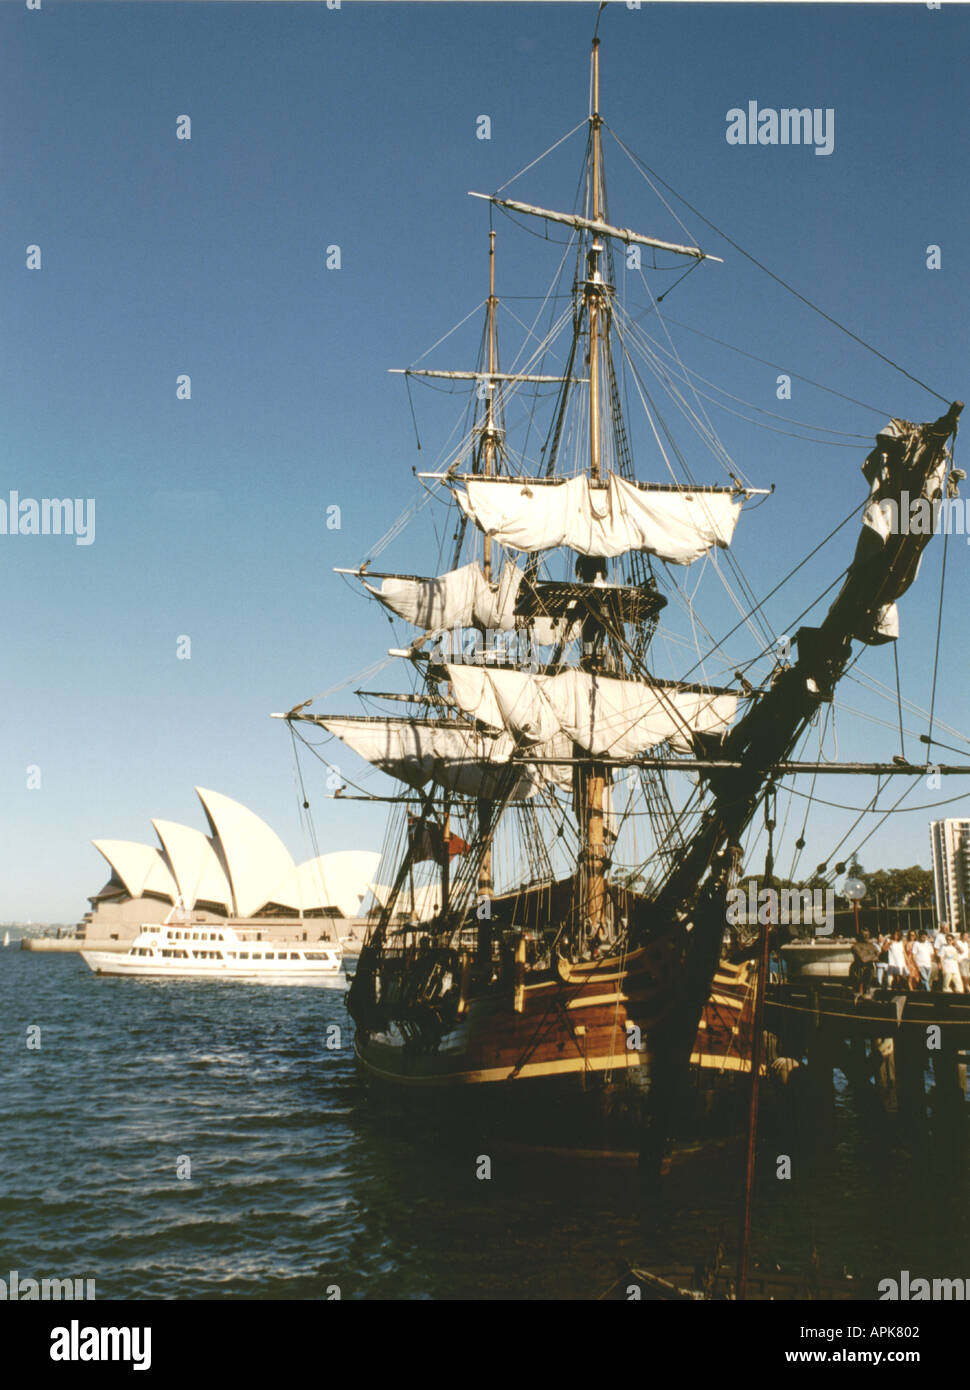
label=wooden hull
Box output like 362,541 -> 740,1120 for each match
350,937 -> 769,1157
690,959 -> 758,1076
356,938 -> 685,1085
358,952 -> 756,1081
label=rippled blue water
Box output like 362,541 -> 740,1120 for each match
3,948 -> 968,1299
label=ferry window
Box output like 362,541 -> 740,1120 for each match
305,952 -> 324,960
290,953 -> 300,960
239,952 -> 249,960
176,950 -> 188,958
266,952 -> 275,960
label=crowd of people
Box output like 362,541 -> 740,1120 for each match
856,927 -> 970,993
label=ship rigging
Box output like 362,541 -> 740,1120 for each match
276,35 -> 966,1155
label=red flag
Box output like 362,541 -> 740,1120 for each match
445,830 -> 470,860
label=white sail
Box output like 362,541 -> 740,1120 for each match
445,665 -> 738,758
318,715 -> 549,800
364,560 -> 572,645
454,473 -> 742,563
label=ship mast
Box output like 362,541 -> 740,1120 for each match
483,229 -> 498,583
477,231 -> 499,938
587,37 -> 604,488
577,36 -> 610,945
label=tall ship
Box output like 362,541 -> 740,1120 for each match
279,36 -> 962,1159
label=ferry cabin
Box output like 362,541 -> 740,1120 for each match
131,926 -> 337,964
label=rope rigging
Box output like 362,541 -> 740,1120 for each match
294,50 -> 966,960
606,125 -> 953,408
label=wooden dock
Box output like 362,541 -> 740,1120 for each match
765,979 -> 970,1111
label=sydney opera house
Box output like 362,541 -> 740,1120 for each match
78,786 -> 380,947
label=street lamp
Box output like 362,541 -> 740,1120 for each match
842,876 -> 866,937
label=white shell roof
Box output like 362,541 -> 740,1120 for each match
270,850 -> 382,919
151,819 -> 234,913
92,791 -> 379,919
195,787 -> 296,919
368,881 -> 442,922
92,840 -> 179,901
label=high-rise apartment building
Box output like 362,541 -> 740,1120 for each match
930,818 -> 970,929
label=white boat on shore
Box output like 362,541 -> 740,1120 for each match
81,922 -> 343,982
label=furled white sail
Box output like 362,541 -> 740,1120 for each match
363,561 -> 572,645
453,474 -> 742,563
318,716 -> 550,800
444,665 -> 738,758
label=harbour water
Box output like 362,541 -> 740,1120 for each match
3,947 -> 968,1300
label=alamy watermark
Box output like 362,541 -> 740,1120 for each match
0,493 -> 95,545
725,102 -> 834,156
882,493 -> 970,542
428,626 -> 548,669
726,882 -> 835,935
50,1321 -> 151,1371
0,1269 -> 95,1300
879,1270 -> 970,1300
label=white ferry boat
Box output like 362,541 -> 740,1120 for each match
81,923 -> 343,982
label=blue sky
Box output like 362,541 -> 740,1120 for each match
3,0 -> 969,921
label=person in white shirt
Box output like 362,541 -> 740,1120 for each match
940,936 -> 965,993
912,934 -> 935,992
934,928 -> 947,956
886,931 -> 909,986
